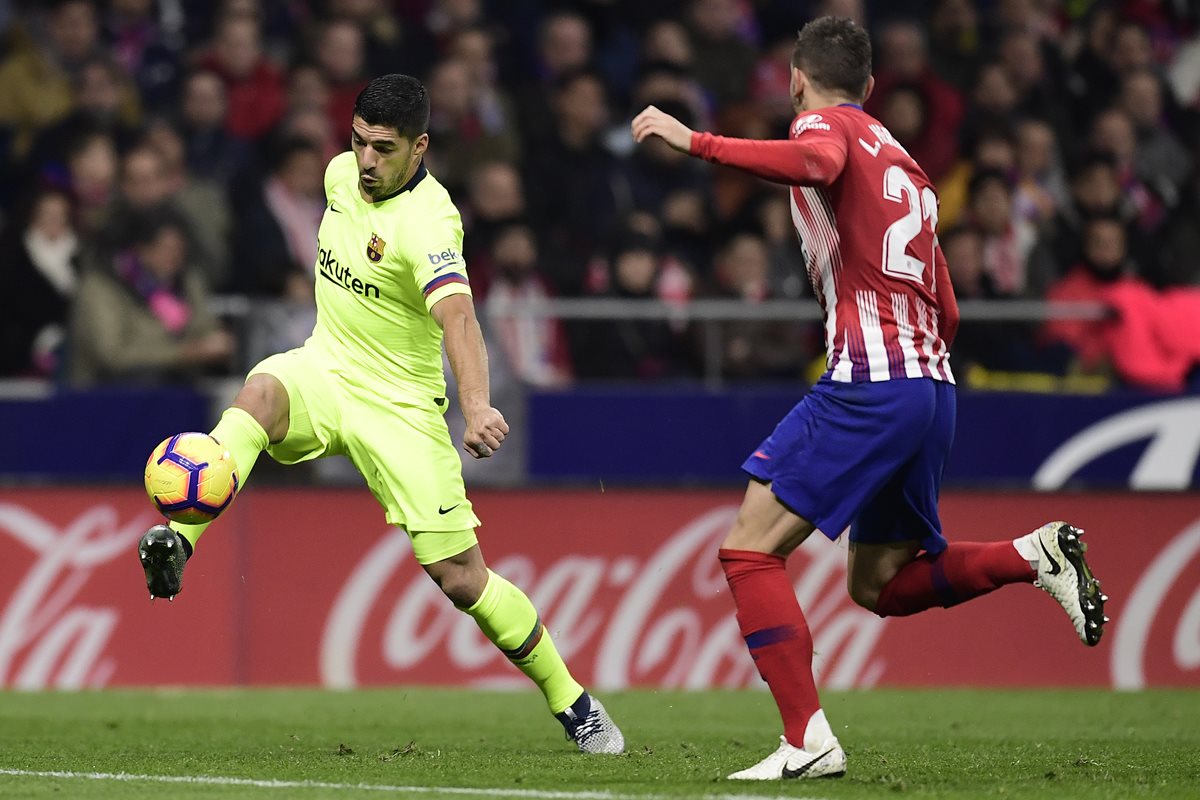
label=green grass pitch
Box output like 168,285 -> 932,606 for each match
1,688 -> 1197,799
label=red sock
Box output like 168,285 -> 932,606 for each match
875,541 -> 1036,617
719,548 -> 820,747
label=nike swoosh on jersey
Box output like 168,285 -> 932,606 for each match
438,504 -> 460,515
329,202 -> 342,213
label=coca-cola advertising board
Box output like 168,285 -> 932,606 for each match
1,488 -> 1197,690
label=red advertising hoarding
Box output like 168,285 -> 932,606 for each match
1,488 -> 1196,690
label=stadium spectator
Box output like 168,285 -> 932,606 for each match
328,0 -> 435,77
1048,151 -> 1144,271
1038,214 -> 1200,391
231,136 -> 325,298
1118,68 -> 1193,204
177,69 -> 251,187
958,61 -> 1019,160
877,82 -> 930,162
996,28 -> 1072,142
314,18 -> 369,135
965,169 -> 1055,298
514,11 -> 593,148
571,231 -> 694,381
685,0 -> 758,109
196,11 -> 286,141
704,233 -> 811,380
1089,106 -> 1172,234
59,128 -> 118,233
523,69 -> 627,296
422,0 -> 486,49
0,188 -> 79,378
1159,140 -> 1200,288
483,222 -> 572,388
1012,117 -> 1066,229
927,0 -> 981,90
938,125 -> 1017,231
102,0 -> 183,112
140,118 -> 233,290
68,210 -> 233,386
0,0 -> 102,164
750,36 -> 800,130
25,56 -> 141,180
424,57 -> 519,194
462,160 -> 526,296
754,194 -> 807,300
625,100 -> 711,222
1042,215 -> 1138,376
865,19 -> 963,182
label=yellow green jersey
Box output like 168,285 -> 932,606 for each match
307,151 -> 471,405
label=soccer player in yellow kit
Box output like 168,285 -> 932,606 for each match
137,74 -> 624,754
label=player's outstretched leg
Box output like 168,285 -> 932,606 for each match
139,390 -> 276,598
464,568 -> 624,754
1017,521 -> 1108,645
865,522 -> 1107,646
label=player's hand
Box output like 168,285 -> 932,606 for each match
463,406 -> 509,459
631,105 -> 695,153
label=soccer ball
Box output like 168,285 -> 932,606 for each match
144,433 -> 239,524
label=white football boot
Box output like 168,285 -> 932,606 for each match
728,711 -> 845,780
555,692 -> 625,754
1019,521 -> 1108,646
728,735 -> 846,780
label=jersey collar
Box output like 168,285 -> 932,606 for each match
838,103 -> 863,109
371,160 -> 428,203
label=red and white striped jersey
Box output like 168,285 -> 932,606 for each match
692,104 -> 959,383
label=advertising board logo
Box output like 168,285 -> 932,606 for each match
0,504 -> 151,688
320,507 -> 886,691
1034,398 -> 1200,490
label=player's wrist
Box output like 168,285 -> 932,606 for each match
460,395 -> 491,414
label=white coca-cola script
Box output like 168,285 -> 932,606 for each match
320,506 -> 888,690
0,503 -> 154,689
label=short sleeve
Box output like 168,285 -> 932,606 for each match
409,212 -> 471,312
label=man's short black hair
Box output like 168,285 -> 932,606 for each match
791,16 -> 872,101
352,74 -> 430,141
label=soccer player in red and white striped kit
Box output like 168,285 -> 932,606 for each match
634,16 -> 1106,781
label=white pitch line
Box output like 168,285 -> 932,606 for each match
0,768 -> 827,800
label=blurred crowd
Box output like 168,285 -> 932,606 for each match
0,0 -> 1198,391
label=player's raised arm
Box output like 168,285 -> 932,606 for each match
431,293 -> 509,458
632,105 -> 848,187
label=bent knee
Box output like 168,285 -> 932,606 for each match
847,579 -> 883,614
235,374 -> 289,442
430,565 -> 488,608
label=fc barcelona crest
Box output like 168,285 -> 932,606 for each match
367,233 -> 386,263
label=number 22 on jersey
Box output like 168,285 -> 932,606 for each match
881,164 -> 938,283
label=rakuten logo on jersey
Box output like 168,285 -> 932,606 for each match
318,240 -> 381,299
320,507 -> 887,691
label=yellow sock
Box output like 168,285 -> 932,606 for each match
170,407 -> 269,550
465,570 -> 584,714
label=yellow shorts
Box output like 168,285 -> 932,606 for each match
248,346 -> 480,565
